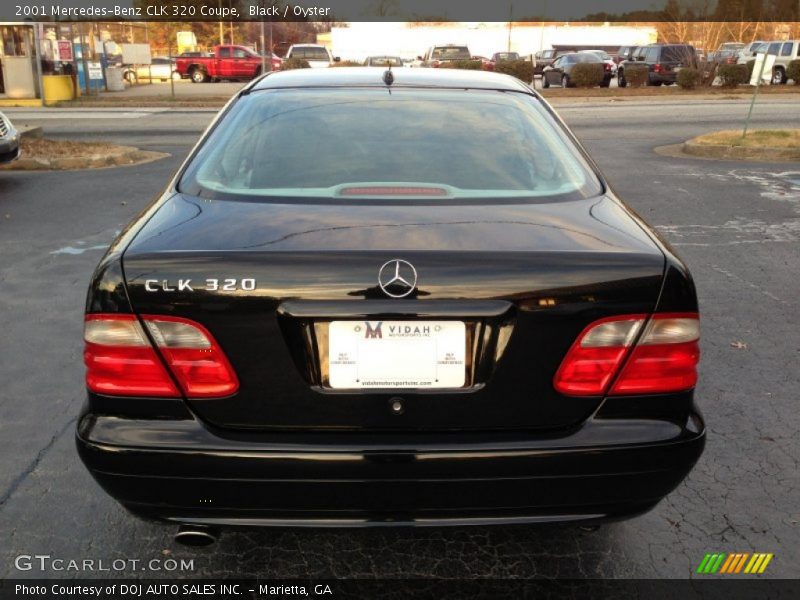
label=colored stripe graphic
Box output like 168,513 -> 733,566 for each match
710,553 -> 726,573
734,553 -> 749,573
697,552 -> 772,574
758,554 -> 773,573
719,554 -> 736,574
696,554 -> 712,573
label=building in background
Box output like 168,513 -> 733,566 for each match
0,23 -> 41,102
327,22 -> 659,62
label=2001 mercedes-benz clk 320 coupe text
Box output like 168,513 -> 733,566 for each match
77,68 -> 704,536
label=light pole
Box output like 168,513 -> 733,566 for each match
218,0 -> 224,45
507,3 -> 513,52
229,0 -> 234,44
260,6 -> 266,73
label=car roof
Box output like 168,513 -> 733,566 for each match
250,67 -> 534,93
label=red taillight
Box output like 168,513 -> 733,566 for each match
431,60 -> 440,68
84,315 -> 180,397
84,314 -> 239,398
611,314 -> 700,394
653,63 -> 663,73
554,313 -> 699,397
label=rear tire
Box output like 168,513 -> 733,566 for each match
190,68 -> 208,84
618,71 -> 627,87
542,75 -> 550,89
772,67 -> 786,85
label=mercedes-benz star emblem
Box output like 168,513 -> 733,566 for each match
378,259 -> 417,298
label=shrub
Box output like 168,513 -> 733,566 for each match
787,59 -> 800,84
717,64 -> 748,88
676,67 -> 703,89
695,60 -> 718,86
281,58 -> 310,70
745,59 -> 756,80
330,60 -> 361,67
570,63 -> 604,87
625,63 -> 649,87
438,60 -> 483,70
493,59 -> 534,82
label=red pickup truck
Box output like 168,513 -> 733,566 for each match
175,45 -> 281,83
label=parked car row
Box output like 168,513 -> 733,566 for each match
614,40 -> 799,87
617,44 -> 697,87
542,52 -> 614,88
735,40 -> 800,84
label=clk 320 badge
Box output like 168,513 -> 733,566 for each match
144,278 -> 256,292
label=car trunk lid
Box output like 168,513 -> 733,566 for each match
122,193 -> 665,431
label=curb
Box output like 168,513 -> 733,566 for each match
1,146 -> 168,171
18,125 -> 43,139
682,139 -> 800,161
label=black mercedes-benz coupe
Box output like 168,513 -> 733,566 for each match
77,68 -> 704,539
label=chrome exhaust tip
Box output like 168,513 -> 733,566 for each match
174,525 -> 219,547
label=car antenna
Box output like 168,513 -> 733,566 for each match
382,63 -> 394,86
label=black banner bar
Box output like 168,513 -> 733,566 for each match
2,579 -> 800,600
4,0 -> 800,23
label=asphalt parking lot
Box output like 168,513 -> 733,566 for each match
0,98 -> 798,580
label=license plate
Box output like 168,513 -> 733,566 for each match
328,321 -> 466,389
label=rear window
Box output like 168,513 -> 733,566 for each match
662,45 -> 694,62
291,47 -> 330,61
367,57 -> 402,66
432,47 -> 470,60
179,88 -> 602,201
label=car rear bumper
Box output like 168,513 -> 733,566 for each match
649,72 -> 678,84
76,404 -> 705,527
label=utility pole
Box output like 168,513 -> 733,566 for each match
260,0 -> 266,74
218,0 -> 224,44
539,0 -> 547,53
507,3 -> 513,52
229,0 -> 234,44
168,25 -> 175,98
269,19 -> 273,70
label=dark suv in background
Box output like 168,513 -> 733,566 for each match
618,44 -> 697,87
533,48 -> 558,74
616,46 -> 637,63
